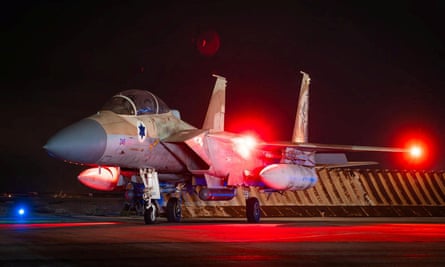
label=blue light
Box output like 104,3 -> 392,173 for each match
18,208 -> 25,216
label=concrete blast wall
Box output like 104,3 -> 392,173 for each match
181,169 -> 445,217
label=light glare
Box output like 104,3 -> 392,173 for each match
410,146 -> 422,158
18,208 -> 25,216
234,135 -> 258,159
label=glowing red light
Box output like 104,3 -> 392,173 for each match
227,112 -> 275,141
404,139 -> 428,165
394,130 -> 435,168
409,145 -> 423,158
233,135 -> 258,159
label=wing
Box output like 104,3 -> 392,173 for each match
278,71 -> 407,168
164,72 -> 408,172
259,141 -> 407,168
261,141 -> 407,153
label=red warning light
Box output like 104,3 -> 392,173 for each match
396,131 -> 434,168
404,142 -> 427,167
409,145 -> 423,159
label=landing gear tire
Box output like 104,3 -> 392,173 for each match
167,197 -> 182,223
144,203 -> 157,225
246,197 -> 261,223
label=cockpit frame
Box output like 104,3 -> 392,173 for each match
102,89 -> 170,116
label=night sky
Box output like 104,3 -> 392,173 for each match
2,1 -> 444,193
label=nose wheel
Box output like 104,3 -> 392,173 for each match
144,201 -> 157,224
140,168 -> 161,225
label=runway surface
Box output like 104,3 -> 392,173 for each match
1,216 -> 445,266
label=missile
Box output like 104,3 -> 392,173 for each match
259,164 -> 318,191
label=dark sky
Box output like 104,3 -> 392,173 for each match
2,1 -> 444,193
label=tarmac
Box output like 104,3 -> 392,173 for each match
1,192 -> 445,266
1,214 -> 445,266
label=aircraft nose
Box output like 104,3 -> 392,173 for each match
44,119 -> 107,164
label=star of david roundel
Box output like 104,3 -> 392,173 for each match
137,120 -> 147,142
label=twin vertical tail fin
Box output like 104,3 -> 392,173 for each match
292,71 -> 311,143
203,72 -> 308,140
203,74 -> 227,132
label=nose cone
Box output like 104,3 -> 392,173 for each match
44,119 -> 107,164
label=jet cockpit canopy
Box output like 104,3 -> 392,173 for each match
102,89 -> 170,115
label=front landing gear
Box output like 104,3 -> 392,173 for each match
144,201 -> 157,224
140,168 -> 161,224
246,197 -> 261,223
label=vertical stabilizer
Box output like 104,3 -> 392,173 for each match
292,71 -> 311,143
203,74 -> 227,132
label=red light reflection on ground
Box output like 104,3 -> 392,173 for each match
0,222 -> 119,230
163,223 -> 445,243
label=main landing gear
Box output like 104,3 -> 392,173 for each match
244,188 -> 261,223
140,168 -> 261,224
166,197 -> 182,222
246,197 -> 261,223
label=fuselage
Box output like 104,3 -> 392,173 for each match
45,110 -> 195,172
45,87 -> 319,192
91,110 -> 195,171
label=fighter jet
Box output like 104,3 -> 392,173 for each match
44,72 -> 408,223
